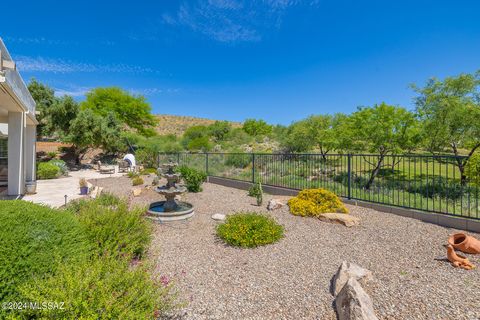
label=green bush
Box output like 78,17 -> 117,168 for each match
466,153 -> 480,186
225,153 -> 251,168
216,213 -> 284,248
132,176 -> 144,186
127,171 -> 139,178
177,166 -> 207,192
49,159 -> 68,175
66,193 -> 122,214
248,182 -> 263,206
37,162 -> 61,179
141,167 -> 158,175
20,256 -> 177,320
75,199 -> 151,259
0,201 -> 89,305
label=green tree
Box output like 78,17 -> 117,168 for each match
44,96 -> 80,138
242,119 -> 272,137
349,103 -> 418,189
282,113 -> 348,159
413,71 -> 480,184
65,109 -> 102,164
81,87 -> 157,137
27,78 -> 56,138
208,121 -> 231,141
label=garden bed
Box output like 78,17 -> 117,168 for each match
95,177 -> 480,320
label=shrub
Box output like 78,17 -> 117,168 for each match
177,166 -> 207,192
248,182 -> 263,206
75,199 -> 151,259
0,201 -> 89,305
465,153 -> 480,186
141,167 -> 157,175
216,213 -> 284,248
288,188 -> 348,217
37,162 -> 61,179
406,176 -> 465,200
19,256 -> 177,319
225,153 -> 251,168
132,176 -> 144,186
66,193 -> 122,214
127,171 -> 139,178
47,151 -> 57,159
49,159 -> 68,175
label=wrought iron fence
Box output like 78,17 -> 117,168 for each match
157,152 -> 479,220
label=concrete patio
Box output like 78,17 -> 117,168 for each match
23,169 -> 123,207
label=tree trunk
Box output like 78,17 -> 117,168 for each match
364,154 -> 385,190
451,143 -> 480,186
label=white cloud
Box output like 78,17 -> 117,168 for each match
54,86 -> 92,97
15,56 -> 153,74
161,0 -> 317,43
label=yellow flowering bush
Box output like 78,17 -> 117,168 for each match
288,188 -> 348,217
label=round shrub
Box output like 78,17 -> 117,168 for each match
288,188 -> 348,217
132,176 -> 144,186
177,166 -> 207,192
216,213 -> 284,248
49,159 -> 68,176
0,201 -> 89,304
37,162 -> 61,179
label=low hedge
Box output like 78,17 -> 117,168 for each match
216,213 -> 284,248
0,201 -> 90,305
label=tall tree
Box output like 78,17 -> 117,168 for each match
282,113 -> 348,158
81,87 -> 157,137
27,78 -> 56,138
349,103 -> 418,189
44,95 -> 80,138
413,71 -> 480,184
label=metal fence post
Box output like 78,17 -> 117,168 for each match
177,153 -> 180,165
347,154 -> 352,200
205,153 -> 209,175
252,153 -> 256,183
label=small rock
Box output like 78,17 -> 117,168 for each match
335,278 -> 378,320
212,214 -> 226,221
333,261 -> 372,295
132,188 -> 142,197
267,199 -> 284,211
319,213 -> 360,227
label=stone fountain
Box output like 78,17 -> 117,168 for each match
147,162 -> 194,222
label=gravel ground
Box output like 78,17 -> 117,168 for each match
93,176 -> 480,320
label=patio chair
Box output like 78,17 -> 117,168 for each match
97,161 -> 115,174
118,159 -> 130,173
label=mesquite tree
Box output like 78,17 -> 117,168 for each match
349,103 -> 418,190
413,71 -> 480,185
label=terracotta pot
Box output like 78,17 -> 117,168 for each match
446,245 -> 475,270
448,233 -> 480,254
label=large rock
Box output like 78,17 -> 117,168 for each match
319,213 -> 360,227
333,261 -> 372,295
90,186 -> 103,199
267,199 -> 284,211
335,278 -> 378,320
132,188 -> 142,197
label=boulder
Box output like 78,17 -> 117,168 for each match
132,188 -> 142,197
212,213 -> 226,221
333,261 -> 372,295
319,213 -> 360,227
90,186 -> 103,199
267,199 -> 284,211
335,278 -> 378,320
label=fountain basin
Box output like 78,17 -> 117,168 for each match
147,201 -> 194,222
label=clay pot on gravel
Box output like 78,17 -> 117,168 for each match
448,233 -> 480,254
446,245 -> 475,270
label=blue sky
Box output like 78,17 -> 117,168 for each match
2,0 -> 480,125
